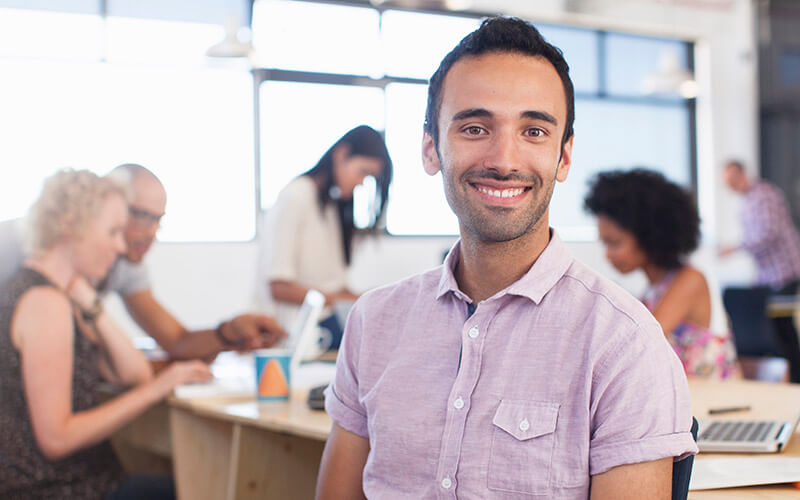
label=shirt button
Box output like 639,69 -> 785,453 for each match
453,397 -> 464,410
468,326 -> 479,338
519,418 -> 530,431
441,477 -> 452,489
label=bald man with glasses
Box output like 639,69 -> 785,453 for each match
0,164 -> 285,361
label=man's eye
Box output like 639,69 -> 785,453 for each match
465,126 -> 484,135
524,128 -> 544,137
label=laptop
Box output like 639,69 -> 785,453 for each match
174,290 -> 327,399
696,417 -> 799,453
286,289 -> 327,375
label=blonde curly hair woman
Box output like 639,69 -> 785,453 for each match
0,169 -> 211,499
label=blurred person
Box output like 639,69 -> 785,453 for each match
0,163 -> 286,361
719,159 -> 800,382
0,169 -> 213,499
585,168 -> 738,379
260,125 -> 392,347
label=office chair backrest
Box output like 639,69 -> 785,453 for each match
671,417 -> 698,500
722,287 -> 781,356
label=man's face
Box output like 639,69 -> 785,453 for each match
123,175 -> 166,263
723,164 -> 747,193
422,52 -> 573,243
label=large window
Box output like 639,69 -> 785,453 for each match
0,1 -> 255,241
253,0 -> 696,238
0,0 -> 696,241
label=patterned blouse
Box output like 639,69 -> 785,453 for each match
0,268 -> 124,499
642,268 -> 739,379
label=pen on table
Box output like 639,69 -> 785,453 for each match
708,405 -> 751,415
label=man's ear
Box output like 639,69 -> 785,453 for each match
556,134 -> 574,183
422,132 -> 441,176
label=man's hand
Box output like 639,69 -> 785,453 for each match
218,314 -> 287,350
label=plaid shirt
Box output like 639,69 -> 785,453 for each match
740,181 -> 800,288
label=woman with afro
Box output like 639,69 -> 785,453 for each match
585,168 -> 738,379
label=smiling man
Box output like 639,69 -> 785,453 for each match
316,17 -> 696,500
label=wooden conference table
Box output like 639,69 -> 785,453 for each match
113,377 -> 800,499
688,379 -> 800,499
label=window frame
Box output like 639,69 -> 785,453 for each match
253,0 -> 698,238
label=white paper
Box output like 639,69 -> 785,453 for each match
690,457 -> 800,490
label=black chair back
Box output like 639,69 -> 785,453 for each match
671,417 -> 698,500
722,287 -> 781,356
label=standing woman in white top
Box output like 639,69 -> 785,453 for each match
262,125 -> 393,345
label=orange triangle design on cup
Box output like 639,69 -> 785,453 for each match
258,359 -> 289,397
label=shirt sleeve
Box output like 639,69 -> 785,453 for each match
324,298 -> 368,438
104,259 -> 151,298
588,322 -> 698,476
740,186 -> 783,254
264,178 -> 312,283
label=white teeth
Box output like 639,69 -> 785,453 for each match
477,186 -> 524,198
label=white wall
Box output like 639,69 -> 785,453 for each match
112,0 -> 761,335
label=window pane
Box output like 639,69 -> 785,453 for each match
0,8 -> 102,60
385,83 -> 458,235
605,33 -> 689,97
537,24 -> 599,94
106,16 -> 223,66
0,59 -> 255,241
0,0 -> 97,14
259,81 -> 384,208
251,0 -> 380,76
106,0 -> 247,24
550,98 -> 690,238
380,11 -> 479,80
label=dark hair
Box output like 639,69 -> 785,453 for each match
584,168 -> 700,270
302,125 -> 393,264
424,16 -> 575,149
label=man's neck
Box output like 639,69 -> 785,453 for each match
454,224 -> 551,304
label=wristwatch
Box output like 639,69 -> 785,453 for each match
81,296 -> 104,322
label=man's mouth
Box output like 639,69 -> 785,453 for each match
474,184 -> 528,198
470,182 -> 531,203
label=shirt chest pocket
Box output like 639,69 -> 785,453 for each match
487,400 -> 559,496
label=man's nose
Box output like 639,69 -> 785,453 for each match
482,130 -> 521,175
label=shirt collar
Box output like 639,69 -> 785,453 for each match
436,229 -> 573,305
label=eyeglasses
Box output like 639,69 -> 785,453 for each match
128,206 -> 164,228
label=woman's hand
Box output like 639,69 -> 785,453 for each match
151,360 -> 213,399
65,274 -> 98,312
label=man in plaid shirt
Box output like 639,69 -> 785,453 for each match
720,159 -> 800,381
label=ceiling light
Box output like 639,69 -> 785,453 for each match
206,15 -> 252,58
642,49 -> 697,98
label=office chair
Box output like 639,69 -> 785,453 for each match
722,287 -> 781,356
671,417 -> 698,500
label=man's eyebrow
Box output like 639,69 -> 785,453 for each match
452,108 -> 493,121
521,110 -> 558,125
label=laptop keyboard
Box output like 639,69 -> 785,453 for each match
699,420 -> 781,443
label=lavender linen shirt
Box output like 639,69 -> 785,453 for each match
325,231 -> 697,499
740,181 -> 800,288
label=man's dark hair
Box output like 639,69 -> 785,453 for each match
424,16 -> 575,149
584,168 -> 700,270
